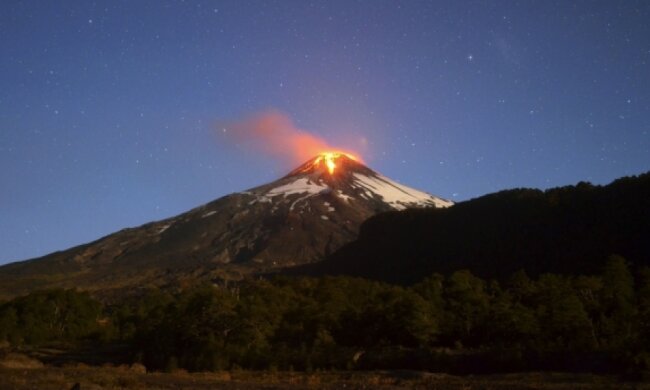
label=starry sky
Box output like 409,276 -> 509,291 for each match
1,1 -> 649,265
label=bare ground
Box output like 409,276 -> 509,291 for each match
0,363 -> 648,390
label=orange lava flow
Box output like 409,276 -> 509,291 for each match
313,152 -> 358,174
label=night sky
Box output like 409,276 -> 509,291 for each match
1,1 -> 649,265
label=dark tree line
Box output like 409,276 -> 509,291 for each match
2,255 -> 650,375
0,289 -> 102,345
301,172 -> 650,283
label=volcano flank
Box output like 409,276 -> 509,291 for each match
0,154 -> 452,298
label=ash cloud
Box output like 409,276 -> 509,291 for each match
218,111 -> 350,166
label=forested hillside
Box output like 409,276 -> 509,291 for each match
300,172 -> 650,284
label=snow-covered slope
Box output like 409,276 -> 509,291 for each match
245,154 -> 453,212
266,177 -> 328,197
351,173 -> 453,210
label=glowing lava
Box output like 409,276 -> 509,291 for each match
313,152 -> 358,175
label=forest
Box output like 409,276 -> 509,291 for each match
302,172 -> 650,284
1,255 -> 649,377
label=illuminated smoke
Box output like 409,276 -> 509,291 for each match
218,110 -> 359,166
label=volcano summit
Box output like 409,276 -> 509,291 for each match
0,153 -> 452,298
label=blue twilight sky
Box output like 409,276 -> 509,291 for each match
1,1 -> 649,265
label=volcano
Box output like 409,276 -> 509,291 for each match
0,153 -> 452,298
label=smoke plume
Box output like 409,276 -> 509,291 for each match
218,111 -> 356,166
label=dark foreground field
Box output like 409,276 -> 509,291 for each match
0,354 -> 647,390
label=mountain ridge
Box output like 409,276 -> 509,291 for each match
0,153 -> 451,299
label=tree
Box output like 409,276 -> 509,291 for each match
487,290 -> 538,348
444,270 -> 490,346
598,255 -> 636,348
534,274 -> 596,351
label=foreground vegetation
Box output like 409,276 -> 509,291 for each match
1,256 -> 650,378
